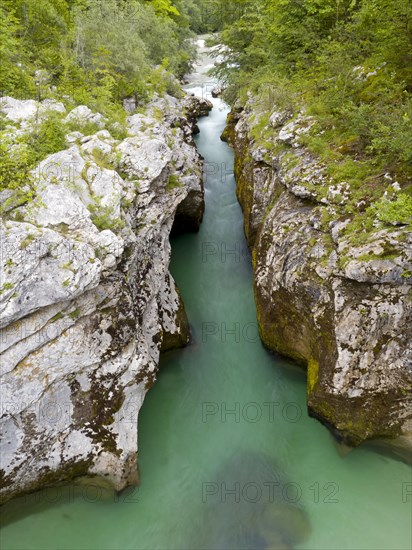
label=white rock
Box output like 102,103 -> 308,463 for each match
66,131 -> 84,143
0,96 -> 38,122
269,110 -> 291,128
278,123 -> 296,144
65,105 -> 105,128
0,93 -> 206,503
81,135 -> 113,157
39,99 -> 66,115
117,136 -> 172,186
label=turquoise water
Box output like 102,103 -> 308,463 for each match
0,40 -> 411,550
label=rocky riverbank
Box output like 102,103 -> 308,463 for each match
223,98 -> 412,460
0,92 -> 212,503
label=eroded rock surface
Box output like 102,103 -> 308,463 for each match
225,100 -> 412,459
0,93 -> 211,503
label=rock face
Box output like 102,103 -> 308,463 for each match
225,101 -> 412,459
0,93 -> 211,503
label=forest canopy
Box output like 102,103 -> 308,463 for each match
204,0 -> 412,182
0,0 -> 195,110
1,0 -> 411,185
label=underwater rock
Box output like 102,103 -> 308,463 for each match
193,451 -> 310,550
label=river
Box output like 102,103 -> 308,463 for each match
0,38 -> 410,550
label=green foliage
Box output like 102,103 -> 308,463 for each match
0,282 -> 15,295
65,118 -> 101,137
208,0 -> 412,248
148,0 -> 180,17
210,0 -> 412,177
19,111 -> 67,167
0,3 -> 36,98
0,139 -> 36,213
88,201 -> 125,232
1,0 -> 194,107
370,194 -> 412,226
367,99 -> 412,165
74,1 -> 148,95
20,233 -> 36,248
166,174 -> 182,190
91,148 -> 114,171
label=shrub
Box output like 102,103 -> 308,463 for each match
19,111 -> 67,167
370,193 -> 412,226
89,201 -> 125,232
166,174 -> 182,191
0,139 -> 35,213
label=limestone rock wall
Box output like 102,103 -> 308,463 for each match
0,93 -> 211,503
225,100 -> 412,459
